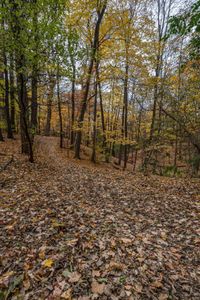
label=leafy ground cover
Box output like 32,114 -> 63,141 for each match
0,137 -> 199,299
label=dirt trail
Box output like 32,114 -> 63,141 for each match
0,137 -> 199,299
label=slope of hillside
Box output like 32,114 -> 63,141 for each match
0,137 -> 199,299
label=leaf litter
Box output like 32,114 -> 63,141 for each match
0,137 -> 199,299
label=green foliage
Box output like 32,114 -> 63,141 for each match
188,154 -> 200,176
162,165 -> 180,177
168,0 -> 200,58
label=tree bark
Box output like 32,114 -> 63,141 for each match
91,67 -> 98,163
0,128 -> 4,142
9,0 -> 34,162
3,53 -> 13,139
70,65 -> 76,145
74,3 -> 107,159
123,61 -> 129,170
9,54 -> 15,131
31,0 -> 38,138
45,77 -> 55,136
57,69 -> 63,148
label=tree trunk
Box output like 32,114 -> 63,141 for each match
45,78 -> 55,136
31,70 -> 38,136
74,3 -> 107,159
0,128 -> 4,142
91,70 -> 98,163
10,54 -> 15,131
3,51 -> 13,139
57,70 -> 63,148
31,0 -> 39,138
70,65 -> 76,145
9,0 -> 34,162
123,62 -> 129,170
17,72 -> 34,162
118,106 -> 124,166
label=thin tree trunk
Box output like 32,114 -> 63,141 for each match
17,72 -> 34,162
0,128 -> 4,141
97,66 -> 109,161
174,127 -> 178,168
123,62 -> 129,170
31,0 -> 38,138
45,78 -> 55,136
31,71 -> 37,135
91,69 -> 98,163
3,52 -> 13,139
150,68 -> 159,142
133,110 -> 142,171
70,65 -> 76,145
118,106 -> 124,166
10,54 -> 15,131
57,70 -> 63,148
74,3 -> 107,159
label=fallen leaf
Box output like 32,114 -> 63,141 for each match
107,261 -> 125,271
133,283 -> 143,293
42,258 -> 54,268
151,281 -> 163,288
92,270 -> 101,277
91,280 -> 105,294
61,288 -> 72,299
67,239 -> 78,247
159,293 -> 168,300
120,238 -> 133,244
68,272 -> 81,283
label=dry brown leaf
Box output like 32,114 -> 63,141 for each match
158,293 -> 168,300
107,261 -> 125,271
91,280 -> 105,294
67,239 -> 78,247
68,271 -> 81,283
125,285 -> 132,290
133,283 -> 143,293
92,270 -> 101,277
61,288 -> 72,299
151,281 -> 163,288
120,238 -> 133,244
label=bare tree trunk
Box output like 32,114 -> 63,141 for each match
91,69 -> 98,163
3,52 -> 13,139
150,0 -> 173,141
150,60 -> 159,142
70,65 -> 76,145
57,69 -> 63,148
123,62 -> 129,170
133,110 -> 142,171
45,78 -> 55,136
31,70 -> 37,135
74,3 -> 107,159
118,106 -> 124,166
10,54 -> 15,132
31,0 -> 38,138
97,64 -> 109,161
174,128 -> 178,168
17,72 -> 34,162
0,128 -> 4,142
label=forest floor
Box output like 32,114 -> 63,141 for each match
0,136 -> 199,300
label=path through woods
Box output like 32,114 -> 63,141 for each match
0,137 -> 199,299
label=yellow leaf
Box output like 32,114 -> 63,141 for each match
42,258 -> 54,268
